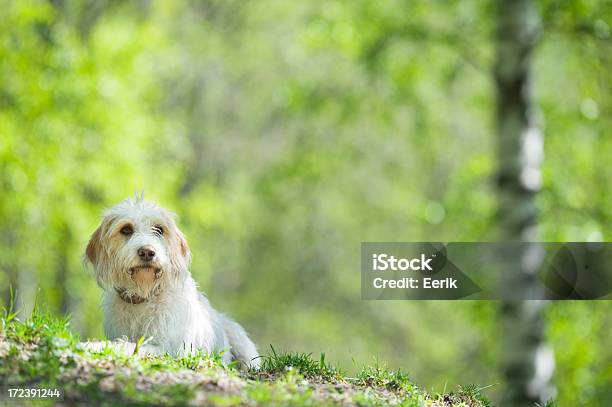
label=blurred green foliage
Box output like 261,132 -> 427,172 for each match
0,0 -> 610,405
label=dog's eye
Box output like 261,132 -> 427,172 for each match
120,225 -> 134,236
152,225 -> 164,236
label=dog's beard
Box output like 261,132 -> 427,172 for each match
96,257 -> 171,300
128,265 -> 162,293
124,263 -> 167,298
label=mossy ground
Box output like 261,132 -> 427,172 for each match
0,309 -> 493,406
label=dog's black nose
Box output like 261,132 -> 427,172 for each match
137,245 -> 156,262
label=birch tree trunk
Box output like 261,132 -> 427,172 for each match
494,0 -> 555,405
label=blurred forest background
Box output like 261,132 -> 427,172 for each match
0,0 -> 610,405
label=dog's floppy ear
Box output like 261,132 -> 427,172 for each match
176,227 -> 191,260
168,223 -> 191,272
86,225 -> 103,264
160,206 -> 192,267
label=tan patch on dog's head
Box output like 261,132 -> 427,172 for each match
86,226 -> 102,265
86,215 -> 116,265
169,219 -> 191,269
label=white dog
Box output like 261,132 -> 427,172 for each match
85,196 -> 260,369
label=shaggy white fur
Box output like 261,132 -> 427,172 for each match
85,196 -> 260,369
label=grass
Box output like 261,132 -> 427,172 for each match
257,346 -> 342,381
0,309 -> 495,406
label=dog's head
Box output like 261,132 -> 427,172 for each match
85,198 -> 191,299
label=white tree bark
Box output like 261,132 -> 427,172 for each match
495,0 -> 555,405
